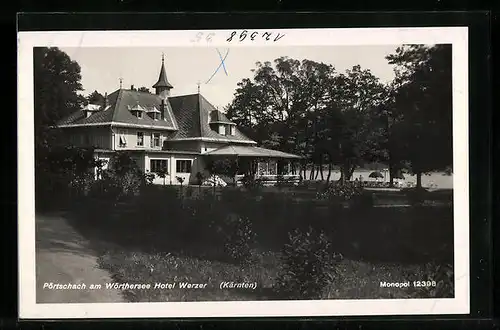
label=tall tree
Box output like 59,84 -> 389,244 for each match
386,44 -> 453,188
34,47 -> 84,150
86,90 -> 105,105
325,65 -> 386,182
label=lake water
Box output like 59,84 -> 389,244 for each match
303,170 -> 453,189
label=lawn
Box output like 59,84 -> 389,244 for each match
64,184 -> 454,301
97,246 -> 447,302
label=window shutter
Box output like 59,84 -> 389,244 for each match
150,133 -> 154,148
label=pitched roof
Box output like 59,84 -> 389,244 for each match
56,91 -> 256,144
168,93 -> 256,144
209,109 -> 234,124
57,89 -> 178,130
152,59 -> 173,89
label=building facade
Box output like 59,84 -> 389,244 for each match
56,56 -> 300,185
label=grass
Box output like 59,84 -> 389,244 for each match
61,183 -> 454,302
97,246 -> 445,302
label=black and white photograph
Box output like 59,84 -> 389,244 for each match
18,27 -> 469,318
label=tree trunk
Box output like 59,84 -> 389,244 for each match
319,161 -> 324,181
347,165 -> 356,181
416,171 -> 422,189
314,164 -> 320,180
309,163 -> 314,180
339,163 -> 356,183
326,162 -> 332,182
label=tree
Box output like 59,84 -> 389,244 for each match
386,44 -> 453,188
226,58 -> 386,184
137,87 -> 151,93
86,90 -> 105,105
34,47 -> 84,151
323,65 -> 386,182
34,47 -> 85,207
157,166 -> 168,186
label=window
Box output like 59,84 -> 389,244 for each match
176,160 -> 192,173
150,159 -> 169,174
137,112 -> 143,119
151,133 -> 161,148
137,132 -> 144,146
230,125 -> 235,135
118,131 -> 127,147
224,125 -> 230,136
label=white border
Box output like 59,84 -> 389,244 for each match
18,27 -> 469,319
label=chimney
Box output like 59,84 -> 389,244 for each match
103,92 -> 107,109
131,85 -> 135,90
160,99 -> 165,120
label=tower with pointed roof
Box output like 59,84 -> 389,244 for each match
153,54 -> 174,99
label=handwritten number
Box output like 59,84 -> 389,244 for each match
191,32 -> 203,43
206,33 -> 215,43
274,33 -> 285,42
226,30 -> 285,43
192,32 -> 216,43
226,31 -> 236,42
239,30 -> 248,41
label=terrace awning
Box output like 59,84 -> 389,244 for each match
204,145 -> 302,159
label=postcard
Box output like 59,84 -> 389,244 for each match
18,26 -> 469,319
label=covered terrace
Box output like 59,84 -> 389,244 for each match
203,145 -> 303,186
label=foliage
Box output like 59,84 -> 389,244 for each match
86,90 -> 105,105
195,172 -> 204,185
315,182 -> 364,202
217,213 -> 257,264
225,48 -> 452,186
34,47 -> 84,151
156,166 -> 169,185
275,227 -> 337,299
144,172 -> 156,185
206,157 -> 239,177
386,45 -> 453,187
93,152 -> 145,199
404,263 -> 454,298
137,87 -> 151,93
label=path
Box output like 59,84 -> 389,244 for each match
36,213 -> 124,303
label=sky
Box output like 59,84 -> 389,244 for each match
60,45 -> 400,109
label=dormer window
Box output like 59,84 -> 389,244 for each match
81,103 -> 101,118
147,106 -> 161,120
129,103 -> 146,119
209,110 -> 236,136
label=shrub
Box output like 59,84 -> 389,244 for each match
217,213 -> 256,264
144,172 -> 155,185
241,174 -> 263,191
275,227 -> 337,299
404,187 -> 429,206
315,182 -> 364,203
405,263 -> 454,298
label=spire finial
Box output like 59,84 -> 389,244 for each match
162,52 -> 165,64
197,81 -> 200,94
119,77 -> 123,89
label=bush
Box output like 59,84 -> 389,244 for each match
316,182 -> 364,204
405,263 -> 454,298
275,227 -> 337,299
216,213 -> 256,264
404,187 -> 429,206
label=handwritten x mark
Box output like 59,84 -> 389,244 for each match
206,48 -> 230,84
